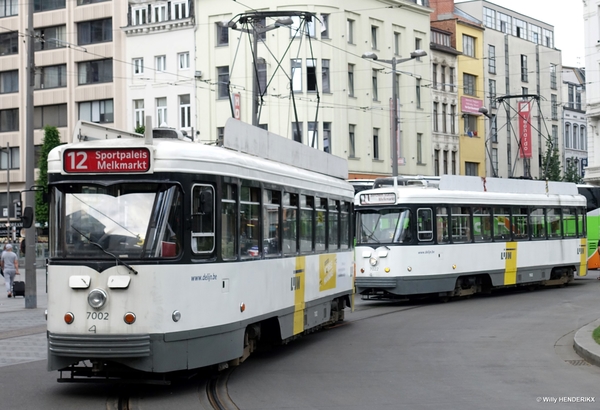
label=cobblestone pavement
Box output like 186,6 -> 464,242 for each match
0,266 -> 48,368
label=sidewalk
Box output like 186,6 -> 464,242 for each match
573,318 -> 600,367
0,264 -> 48,368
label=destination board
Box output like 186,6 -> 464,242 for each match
63,148 -> 151,173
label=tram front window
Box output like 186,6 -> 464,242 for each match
357,208 -> 412,244
50,183 -> 183,259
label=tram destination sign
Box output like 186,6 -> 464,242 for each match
360,193 -> 396,205
63,148 -> 151,173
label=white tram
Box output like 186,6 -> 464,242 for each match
46,119 -> 354,381
354,176 -> 587,299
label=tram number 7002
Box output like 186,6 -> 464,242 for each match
87,312 -> 110,320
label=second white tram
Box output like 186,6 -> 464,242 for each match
354,176 -> 587,299
46,120 -> 354,381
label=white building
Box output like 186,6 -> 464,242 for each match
194,0 -> 433,179
456,0 -> 563,179
561,66 -> 587,181
583,0 -> 600,184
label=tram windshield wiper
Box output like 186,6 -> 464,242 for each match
71,226 -> 138,275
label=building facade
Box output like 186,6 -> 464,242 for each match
561,66 -> 587,180
583,0 -> 600,184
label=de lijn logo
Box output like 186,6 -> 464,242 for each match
501,248 -> 515,260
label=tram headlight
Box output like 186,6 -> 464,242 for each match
369,257 -> 378,266
87,288 -> 108,309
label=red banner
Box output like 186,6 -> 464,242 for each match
518,101 -> 532,158
63,148 -> 151,173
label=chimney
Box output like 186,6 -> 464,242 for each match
428,0 -> 455,21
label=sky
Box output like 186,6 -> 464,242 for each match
457,0 -> 585,67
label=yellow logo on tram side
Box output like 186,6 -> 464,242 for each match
503,242 -> 517,285
580,238 -> 588,277
293,257 -> 306,335
319,254 -> 337,292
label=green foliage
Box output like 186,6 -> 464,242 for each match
594,326 -> 600,345
135,125 -> 145,135
35,126 -> 61,225
563,158 -> 583,184
540,138 -> 562,181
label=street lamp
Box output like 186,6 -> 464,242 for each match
479,106 -> 498,177
362,50 -> 427,177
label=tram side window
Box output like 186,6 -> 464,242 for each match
263,189 -> 281,257
221,184 -> 237,260
578,207 -> 586,237
563,208 -> 577,238
241,184 -> 261,259
547,208 -> 561,238
450,206 -> 471,243
283,192 -> 298,255
512,207 -> 529,240
493,207 -> 511,241
328,199 -> 339,249
529,207 -> 546,239
315,198 -> 327,251
300,195 -> 314,253
340,201 -> 350,249
192,184 -> 215,254
417,208 -> 433,241
436,207 -> 449,244
473,207 -> 492,243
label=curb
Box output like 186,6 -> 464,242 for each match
573,318 -> 600,367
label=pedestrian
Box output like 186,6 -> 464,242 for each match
1,244 -> 19,298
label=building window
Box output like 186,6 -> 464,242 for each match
78,59 -> 113,85
442,103 -> 447,133
134,99 -> 144,129
520,55 -> 528,82
133,58 -> 144,75
77,0 -> 109,4
0,70 -> 18,94
492,148 -> 498,175
416,79 -> 421,108
530,25 -> 541,44
432,64 -> 438,89
515,18 -> 527,39
450,105 -> 456,134
491,116 -> 498,143
581,126 -> 586,150
573,125 -> 579,149
483,7 -> 495,29
217,66 -> 229,99
463,34 -> 475,57
132,7 -> 147,25
415,38 -> 423,60
0,108 -> 18,132
34,104 -> 67,128
0,0 -> 18,17
434,149 -> 440,176
371,25 -> 378,50
441,65 -> 446,91
347,19 -> 354,44
34,64 -> 67,89
321,14 -> 329,39
464,114 -> 478,136
291,59 -> 302,92
552,125 -> 558,148
550,64 -> 557,89
348,64 -> 355,97
178,52 -> 189,70
465,162 -> 478,176
33,0 -> 65,12
522,87 -> 528,96
576,87 -> 582,111
179,94 -> 190,129
0,146 -> 19,170
322,59 -> 330,93
307,59 -> 317,92
0,31 -> 18,55
153,4 -> 166,22
489,79 -> 497,108
443,150 -> 448,174
373,128 -> 379,159
551,94 -> 558,120
463,73 -> 476,96
488,45 -> 496,74
394,32 -> 400,56
78,99 -> 113,123
372,69 -> 378,101
348,124 -> 356,158
499,12 -> 511,34
156,97 -> 167,126
323,122 -> 331,153
451,151 -> 456,174
257,61 -> 267,95
433,102 -> 439,132
417,133 -> 423,164
217,23 -> 229,46
565,123 -> 571,148
78,18 -> 112,45
308,122 -> 318,148
34,25 -> 66,51
292,122 -> 303,143
155,55 -> 166,72
449,67 -> 455,92
172,1 -> 187,19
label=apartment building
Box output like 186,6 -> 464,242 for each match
583,1 -> 600,184
194,0 -> 433,179
455,0 -> 563,179
561,66 -> 587,180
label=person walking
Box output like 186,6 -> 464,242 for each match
1,244 -> 19,298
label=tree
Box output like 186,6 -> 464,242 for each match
563,158 -> 583,184
540,138 -> 561,181
35,126 -> 61,225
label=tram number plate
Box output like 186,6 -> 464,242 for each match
87,312 -> 109,320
